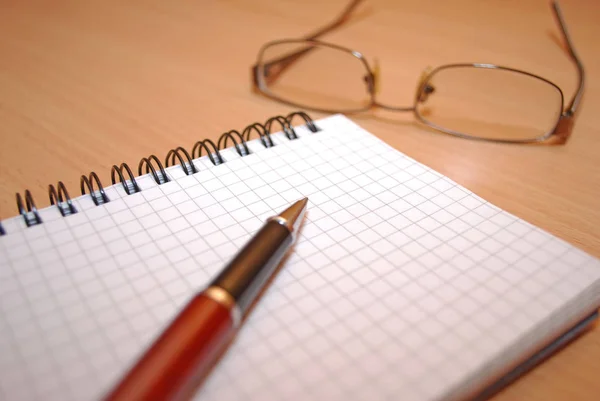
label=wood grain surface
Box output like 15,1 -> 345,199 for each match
0,0 -> 598,399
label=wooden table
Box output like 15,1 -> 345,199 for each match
1,0 -> 598,399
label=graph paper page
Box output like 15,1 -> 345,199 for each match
1,115 -> 599,401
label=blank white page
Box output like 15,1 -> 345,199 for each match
1,115 -> 599,401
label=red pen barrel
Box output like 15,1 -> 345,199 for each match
103,291 -> 237,401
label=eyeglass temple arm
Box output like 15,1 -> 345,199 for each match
302,0 -> 364,41
252,0 -> 364,86
552,1 -> 584,117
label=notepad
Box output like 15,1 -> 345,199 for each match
1,114 -> 599,401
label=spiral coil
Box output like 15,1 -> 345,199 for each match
218,130 -> 250,157
165,147 -> 198,175
191,139 -> 224,166
16,190 -> 42,227
2,111 -> 319,234
138,155 -> 170,185
81,172 -> 110,206
49,181 -> 77,216
111,163 -> 141,195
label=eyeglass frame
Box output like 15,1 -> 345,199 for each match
251,0 -> 585,144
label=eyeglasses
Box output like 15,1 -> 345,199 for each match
251,1 -> 584,144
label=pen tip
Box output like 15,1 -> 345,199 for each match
278,197 -> 308,234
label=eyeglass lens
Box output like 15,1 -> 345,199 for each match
258,42 -> 372,112
415,66 -> 563,141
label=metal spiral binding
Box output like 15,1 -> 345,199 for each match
138,155 -> 170,185
49,181 -> 77,216
287,111 -> 319,133
265,115 -> 297,140
81,172 -> 110,206
111,163 -> 141,195
192,139 -> 224,166
16,190 -> 42,227
165,147 -> 199,175
243,122 -> 275,148
6,111 -> 318,233
218,130 -> 251,156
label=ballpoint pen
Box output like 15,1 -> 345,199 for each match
103,197 -> 309,401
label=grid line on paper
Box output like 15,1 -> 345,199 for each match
2,235 -> 73,401
61,187 -> 165,398
243,139 -> 497,310
111,177 -> 213,317
5,211 -> 124,400
64,197 -> 141,397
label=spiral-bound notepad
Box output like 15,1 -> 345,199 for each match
1,113 -> 599,401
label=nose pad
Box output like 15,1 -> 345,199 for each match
363,74 -> 373,91
419,84 -> 435,102
415,66 -> 434,103
363,58 -> 381,96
